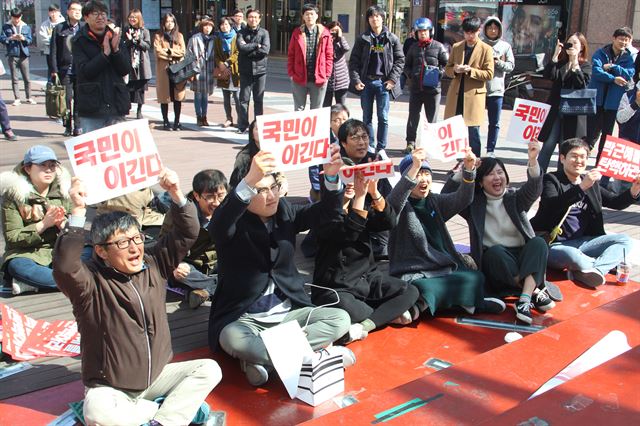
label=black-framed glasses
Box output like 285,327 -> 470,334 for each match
200,191 -> 227,203
99,234 -> 145,249
89,11 -> 108,18
256,183 -> 281,196
348,133 -> 369,142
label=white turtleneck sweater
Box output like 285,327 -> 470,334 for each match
482,190 -> 525,249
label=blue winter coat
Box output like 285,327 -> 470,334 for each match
588,44 -> 635,110
0,21 -> 32,57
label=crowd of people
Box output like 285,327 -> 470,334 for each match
1,3 -> 639,425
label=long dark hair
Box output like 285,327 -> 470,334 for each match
160,13 -> 179,37
558,32 -> 589,64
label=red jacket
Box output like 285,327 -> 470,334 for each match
287,24 -> 333,86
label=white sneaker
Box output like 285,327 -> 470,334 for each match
568,269 -> 605,288
324,345 -> 356,368
239,360 -> 269,386
12,99 -> 21,106
26,98 -> 37,105
390,310 -> 413,325
347,323 -> 368,342
12,279 -> 39,295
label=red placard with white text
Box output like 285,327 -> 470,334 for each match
506,98 -> 550,144
64,119 -> 163,205
597,135 -> 640,182
419,115 -> 469,162
257,108 -> 332,172
0,304 -> 39,360
23,320 -> 80,358
338,160 -> 395,184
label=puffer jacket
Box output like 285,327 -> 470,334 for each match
403,39 -> 449,93
0,20 -> 32,57
0,164 -> 72,270
287,24 -> 333,86
482,17 -> 515,97
589,44 -> 635,110
329,35 -> 350,91
52,201 -> 199,391
72,25 -> 131,117
237,25 -> 270,76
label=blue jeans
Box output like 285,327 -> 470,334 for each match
548,234 -> 633,275
80,116 -> 125,133
538,117 -> 562,173
6,257 -> 57,289
468,126 -> 481,157
194,91 -> 208,117
361,79 -> 390,152
485,96 -> 503,153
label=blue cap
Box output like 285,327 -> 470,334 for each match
399,154 -> 431,176
24,145 -> 58,165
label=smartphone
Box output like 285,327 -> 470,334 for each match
564,42 -> 573,49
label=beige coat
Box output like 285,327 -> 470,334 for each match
444,40 -> 494,126
154,32 -> 187,103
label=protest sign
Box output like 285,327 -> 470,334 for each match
597,136 -> 640,182
419,115 -> 468,162
0,304 -> 39,360
64,119 -> 163,205
257,108 -> 332,172
338,160 -> 395,184
506,98 -> 550,144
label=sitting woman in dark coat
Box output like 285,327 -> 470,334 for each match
312,170 -> 419,343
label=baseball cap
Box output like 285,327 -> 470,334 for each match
399,154 -> 432,176
24,145 -> 58,165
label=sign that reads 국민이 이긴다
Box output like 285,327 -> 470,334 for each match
419,114 -> 469,162
506,98 -> 551,144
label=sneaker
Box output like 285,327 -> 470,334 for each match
404,142 -> 415,154
568,269 -> 605,288
390,310 -> 413,325
533,288 -> 556,312
347,323 -> 368,342
73,128 -> 83,137
478,297 -> 506,314
191,401 -> 210,425
323,345 -> 356,368
187,288 -> 209,309
514,300 -> 534,324
12,279 -> 39,295
12,99 -> 21,106
542,280 -> 563,302
26,98 -> 37,105
240,360 -> 269,386
235,128 -> 248,134
223,119 -> 233,128
63,128 -> 72,137
487,151 -> 496,158
3,130 -> 17,141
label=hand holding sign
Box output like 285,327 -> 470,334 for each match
463,148 -> 477,172
246,151 -> 277,187
579,169 -> 602,191
323,144 -> 343,178
528,139 -> 541,163
631,175 -> 640,198
69,177 -> 87,216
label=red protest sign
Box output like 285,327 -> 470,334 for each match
23,320 -> 80,358
338,160 -> 395,184
0,304 -> 39,361
597,136 -> 640,182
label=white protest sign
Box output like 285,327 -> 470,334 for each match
64,119 -> 163,205
419,114 -> 468,162
506,98 -> 551,144
338,160 -> 396,184
257,108 -> 332,172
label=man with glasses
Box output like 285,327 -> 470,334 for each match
230,8 -> 245,33
160,169 -> 228,308
208,145 -> 356,387
53,169 -> 221,426
72,0 -> 131,132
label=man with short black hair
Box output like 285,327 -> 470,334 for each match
230,8 -> 245,33
53,170 -> 221,426
1,8 -> 35,105
531,138 -> 640,288
587,27 -> 636,160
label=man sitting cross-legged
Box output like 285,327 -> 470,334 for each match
208,144 -> 354,387
53,170 -> 221,426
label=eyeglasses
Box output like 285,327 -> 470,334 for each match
34,161 -> 60,171
348,133 -> 369,142
100,234 -> 145,250
89,11 -> 108,18
255,182 -> 281,196
200,192 -> 227,203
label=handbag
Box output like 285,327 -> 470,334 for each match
45,75 -> 67,119
296,348 -> 345,406
167,52 -> 198,84
559,88 -> 597,116
422,65 -> 440,88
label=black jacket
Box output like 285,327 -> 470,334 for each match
208,185 -> 343,351
530,168 -> 638,236
403,39 -> 449,93
348,28 -> 405,99
236,25 -> 270,76
51,21 -> 85,75
72,25 -> 131,117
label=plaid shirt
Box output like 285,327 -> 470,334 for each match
305,25 -> 318,83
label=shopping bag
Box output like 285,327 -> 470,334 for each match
45,76 -> 67,119
296,348 -> 345,406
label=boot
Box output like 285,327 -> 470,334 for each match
202,116 -> 209,126
160,104 -> 172,130
136,103 -> 143,119
196,116 -> 202,126
172,101 -> 182,131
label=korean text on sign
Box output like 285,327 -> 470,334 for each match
257,108 -> 332,172
420,114 -> 469,162
64,119 -> 163,205
597,136 -> 640,182
338,160 -> 395,184
506,98 -> 551,144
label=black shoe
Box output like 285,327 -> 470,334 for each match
163,121 -> 172,131
515,300 -> 533,324
136,111 -> 143,119
478,297 -> 506,314
173,123 -> 182,131
542,281 -> 563,302
533,288 -> 555,312
63,128 -> 72,136
73,128 -> 83,137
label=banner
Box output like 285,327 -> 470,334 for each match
64,119 -> 163,205
597,136 -> 640,182
419,115 -> 469,162
338,160 -> 395,184
257,108 -> 332,172
506,98 -> 550,144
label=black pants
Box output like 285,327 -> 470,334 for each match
481,237 -> 548,297
314,272 -> 419,327
406,89 -> 440,143
238,73 -> 266,131
61,71 -> 79,131
323,88 -> 347,107
587,107 -> 617,160
222,89 -> 241,122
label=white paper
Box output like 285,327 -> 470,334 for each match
419,115 -> 468,162
529,330 -> 631,399
506,98 -> 551,144
260,320 -> 314,398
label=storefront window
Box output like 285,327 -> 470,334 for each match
390,0 -> 410,42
